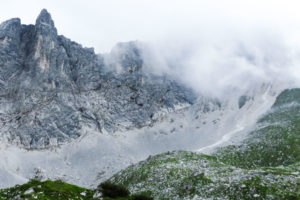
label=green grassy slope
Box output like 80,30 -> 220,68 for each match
215,88 -> 300,168
108,89 -> 300,199
0,179 -> 94,200
109,151 -> 299,200
0,179 -> 153,200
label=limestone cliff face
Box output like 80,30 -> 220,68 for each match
0,9 -> 196,148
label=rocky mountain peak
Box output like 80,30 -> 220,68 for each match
35,9 -> 57,36
0,18 -> 22,45
0,18 -> 21,34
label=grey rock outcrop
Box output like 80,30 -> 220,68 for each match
0,9 -> 196,148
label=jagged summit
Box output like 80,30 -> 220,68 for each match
35,9 -> 57,35
36,9 -> 53,25
0,18 -> 21,34
0,18 -> 21,46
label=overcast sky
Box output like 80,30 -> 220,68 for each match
1,0 -> 300,53
1,0 -> 300,96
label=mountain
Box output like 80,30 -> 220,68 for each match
0,9 -> 195,149
0,9 -> 299,200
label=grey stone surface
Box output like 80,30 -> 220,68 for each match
0,9 -> 196,148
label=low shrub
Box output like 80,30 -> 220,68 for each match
98,181 -> 130,198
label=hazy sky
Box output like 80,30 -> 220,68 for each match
1,0 -> 300,96
1,0 -> 300,53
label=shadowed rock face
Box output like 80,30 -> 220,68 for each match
0,9 -> 196,149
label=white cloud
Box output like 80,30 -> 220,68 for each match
1,0 -> 300,96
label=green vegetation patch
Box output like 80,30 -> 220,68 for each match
215,89 -> 300,169
0,179 -> 154,200
108,151 -> 300,200
0,179 -> 94,200
272,88 -> 300,108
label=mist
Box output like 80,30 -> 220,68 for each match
1,0 -> 300,97
140,31 -> 300,97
